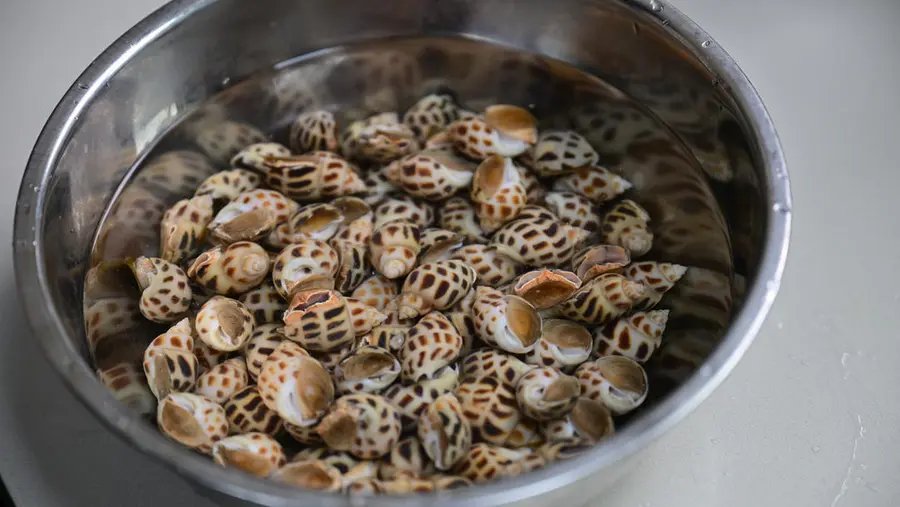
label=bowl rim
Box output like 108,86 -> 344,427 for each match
13,0 -> 791,505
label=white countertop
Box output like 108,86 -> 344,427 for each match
1,0 -> 898,506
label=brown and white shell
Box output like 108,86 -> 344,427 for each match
459,349 -> 534,385
571,245 -> 631,282
242,323 -> 285,380
544,191 -> 601,232
142,319 -> 198,399
315,393 -> 402,459
291,447 -> 362,475
431,475 -> 474,491
230,142 -> 292,172
551,165 -> 632,204
223,385 -> 284,436
267,203 -> 344,248
281,289 -> 359,352
270,239 -> 339,299
159,195 -> 214,265
195,296 -> 255,352
472,287 -> 542,354
271,459 -> 343,491
418,393 -> 472,471
385,150 -> 475,200
470,155 -> 527,233
333,240 -> 371,293
516,204 -> 558,222
593,309 -> 670,363
403,93 -> 459,141
238,282 -> 286,325
538,436 -> 594,462
373,194 -> 435,229
257,341 -> 335,427
515,367 -> 581,421
504,269 -> 582,310
541,397 -> 615,444
576,355 -> 649,415
554,273 -> 645,326
399,312 -> 463,383
350,275 -> 398,312
208,190 -> 298,244
195,357 -> 249,403
368,220 -> 421,279
212,432 -> 286,477
516,164 -> 547,205
361,167 -> 400,206
284,421 -> 325,446
290,110 -> 339,153
438,196 -> 488,243
260,151 -> 366,201
624,261 -> 687,310
504,417 -> 545,448
194,169 -> 261,203
524,319 -> 593,370
448,105 -> 538,159
453,443 -> 544,483
195,121 -> 268,164
333,345 -> 401,394
188,242 -> 271,296
523,130 -> 599,177
157,392 -> 228,454
455,376 -> 521,445
362,299 -> 413,353
418,228 -> 466,264
396,260 -> 476,320
98,363 -> 156,416
132,256 -> 192,322
601,199 -> 654,257
332,196 -> 374,245
341,112 -> 419,164
449,245 -> 518,288
383,368 -> 459,431
489,215 -> 588,267
379,436 -> 436,480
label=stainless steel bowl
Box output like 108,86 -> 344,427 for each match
13,0 -> 790,505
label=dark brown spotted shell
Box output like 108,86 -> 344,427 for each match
396,260 -> 476,320
290,110 -> 339,153
489,215 -> 588,267
449,245 -> 518,288
554,273 -> 645,326
601,199 -> 654,257
270,239 -> 339,299
399,312 -> 463,383
281,289 -> 357,352
593,309 -> 670,363
223,385 -> 284,436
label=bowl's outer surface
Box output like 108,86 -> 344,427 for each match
13,0 -> 789,505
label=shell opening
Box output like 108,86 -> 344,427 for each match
298,206 -> 344,235
343,350 -> 396,380
515,271 -> 581,309
598,356 -> 648,398
575,245 -> 631,280
217,207 -> 275,240
317,410 -> 357,451
216,447 -> 275,477
294,360 -> 334,420
542,375 -> 581,403
291,290 -> 335,312
334,197 -> 370,223
216,303 -> 246,346
159,398 -> 205,446
504,296 -> 542,348
475,155 -> 507,197
570,398 -> 614,442
542,320 -> 592,351
484,105 -> 538,144
276,462 -> 339,489
151,354 -> 173,398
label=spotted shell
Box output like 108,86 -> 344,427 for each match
194,357 -> 249,403
284,421 -> 325,446
191,334 -> 231,373
212,432 -> 286,477
403,93 -> 459,141
291,447 -> 361,474
444,311 -> 482,357
571,245 -> 631,282
431,475 -> 473,490
449,245 -> 518,288
270,239 -> 339,299
188,242 -> 271,296
341,112 -> 419,164
541,397 -> 615,444
242,323 -> 285,380
315,393 -> 402,459
576,355 -> 648,415
601,199 -> 653,257
368,220 -> 421,279
379,436 -> 436,480
260,151 -> 366,200
418,228 -> 466,264
470,155 -> 527,233
159,195 -> 214,265
515,367 -> 580,421
98,362 -> 155,416
290,110 -> 339,153
383,368 -> 459,431
157,392 -> 228,454
504,417 -> 545,448
516,204 -> 558,222
544,191 -> 601,232
505,269 -> 582,310
361,168 -> 400,206
554,273 -> 646,326
350,275 -> 398,311
208,190 -> 298,244
418,393 -> 472,470
238,282 -> 286,325
131,257 -> 192,323
593,309 -> 670,363
516,164 -> 547,205
223,385 -> 284,436
142,318 -> 198,399
271,460 -> 343,491
333,240 -> 371,293
472,287 -> 542,354
523,130 -> 599,177
257,341 -> 335,427
195,296 -> 255,352
373,194 -> 435,229
624,261 -> 687,310
230,142 -> 292,172
448,105 -> 537,159
331,196 -> 374,245
281,289 -> 359,352
459,348 -> 534,386
194,169 -> 261,203
333,345 -> 400,394
267,203 -> 344,248
400,312 -> 463,383
195,121 -> 268,164
438,196 -> 488,243
524,319 -> 593,370
551,165 -> 632,204
385,150 -> 475,200
453,443 -> 544,483
455,376 -> 521,445
489,215 -> 588,267
396,260 -> 476,320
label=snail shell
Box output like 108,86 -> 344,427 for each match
418,228 -> 466,265
194,168 -> 260,203
576,355 -> 649,415
368,220 -> 421,279
238,282 -> 287,325
373,194 -> 435,229
271,460 -> 343,491
515,367 -> 581,421
350,275 -> 398,312
333,345 -> 400,394
544,191 -> 601,232
284,421 -> 325,446
538,436 -> 594,462
333,240 -> 371,293
489,215 -> 588,267
449,245 -> 518,288
142,318 -> 198,399
257,341 -> 334,427
438,196 -> 488,243
211,432 -> 286,477
455,376 -> 521,445
98,363 -> 155,416
242,323 -> 285,380
132,256 -> 192,323
208,189 -> 298,244
417,393 -> 472,470
361,168 -> 400,207
593,309 -> 670,363
159,195 -> 214,265
504,269 -> 582,310
384,367 -> 459,431
452,443 -> 544,483
472,287 -> 542,354
399,312 -> 463,383
315,393 -> 402,459
553,273 -> 645,326
385,150 -> 475,201
379,436 -> 436,480
624,261 -> 687,310
195,357 -> 249,403
431,475 -> 473,490
523,319 -> 593,370
470,155 -> 527,233
281,289 -> 358,352
448,105 -> 537,159
267,203 -> 345,248
396,260 -> 476,320
516,164 -> 547,205
459,349 -> 534,385
157,392 -> 228,454
270,239 -> 339,299
188,242 -> 271,296
331,196 -> 373,245
551,165 -> 632,204
260,151 -> 366,200
290,110 -> 339,153
504,417 -> 545,448
194,296 -> 255,352
541,397 -> 616,444
230,142 -> 292,172
601,199 -> 654,257
223,385 -> 283,436
403,93 -> 459,141
571,245 -> 631,282
341,112 -> 419,164
522,130 -> 599,177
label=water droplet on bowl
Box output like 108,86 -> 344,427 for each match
649,0 -> 664,12
701,40 -> 712,48
772,202 -> 790,213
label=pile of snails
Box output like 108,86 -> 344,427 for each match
100,94 -> 688,494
